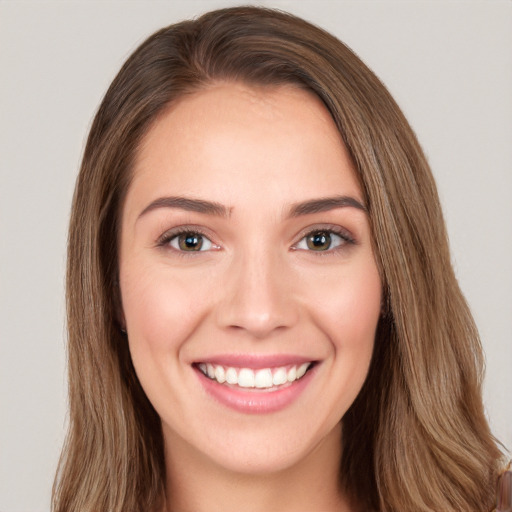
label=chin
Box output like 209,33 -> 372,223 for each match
163,412 -> 342,478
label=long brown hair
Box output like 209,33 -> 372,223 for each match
53,6 -> 503,511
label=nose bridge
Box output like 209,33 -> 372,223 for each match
217,241 -> 297,337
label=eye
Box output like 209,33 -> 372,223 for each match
294,229 -> 351,252
167,231 -> 214,252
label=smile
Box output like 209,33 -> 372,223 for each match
197,362 -> 312,390
194,357 -> 317,413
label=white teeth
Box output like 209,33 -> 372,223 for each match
225,367 -> 238,385
214,365 -> 226,383
296,362 -> 309,379
255,369 -> 273,388
272,368 -> 287,386
198,362 -> 312,389
238,368 -> 255,388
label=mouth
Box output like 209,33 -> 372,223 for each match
193,358 -> 317,413
195,361 -> 313,391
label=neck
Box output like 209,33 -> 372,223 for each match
162,423 -> 355,512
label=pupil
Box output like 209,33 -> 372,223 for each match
308,231 -> 331,251
179,233 -> 202,251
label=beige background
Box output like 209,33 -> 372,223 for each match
1,1 -> 511,510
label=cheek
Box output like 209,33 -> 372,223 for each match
293,258 -> 381,426
120,263 -> 211,358
306,259 -> 382,347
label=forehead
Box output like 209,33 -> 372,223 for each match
125,82 -> 362,219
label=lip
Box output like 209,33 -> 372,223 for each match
194,356 -> 317,414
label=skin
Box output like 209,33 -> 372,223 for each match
119,82 -> 382,512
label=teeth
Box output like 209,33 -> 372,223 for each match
255,369 -> 273,388
296,362 -> 309,379
197,362 -> 312,389
272,368 -> 287,386
238,368 -> 255,388
226,367 -> 238,385
214,365 -> 226,384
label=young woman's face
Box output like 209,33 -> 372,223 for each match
119,83 -> 382,475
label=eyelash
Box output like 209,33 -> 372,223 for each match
156,225 -> 356,254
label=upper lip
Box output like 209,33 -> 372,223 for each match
193,353 -> 316,369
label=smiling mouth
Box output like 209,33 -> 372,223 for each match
195,362 -> 314,390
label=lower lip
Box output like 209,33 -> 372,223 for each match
195,366 -> 315,414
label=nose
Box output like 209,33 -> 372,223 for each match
215,249 -> 299,339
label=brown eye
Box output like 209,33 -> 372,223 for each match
293,229 -> 351,253
169,232 -> 213,252
306,231 -> 332,251
179,233 -> 203,251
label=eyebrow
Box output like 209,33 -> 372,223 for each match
137,194 -> 366,221
137,196 -> 231,219
287,195 -> 367,217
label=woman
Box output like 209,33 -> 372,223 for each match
52,6 -> 505,511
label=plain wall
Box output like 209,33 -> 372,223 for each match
1,1 -> 511,510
